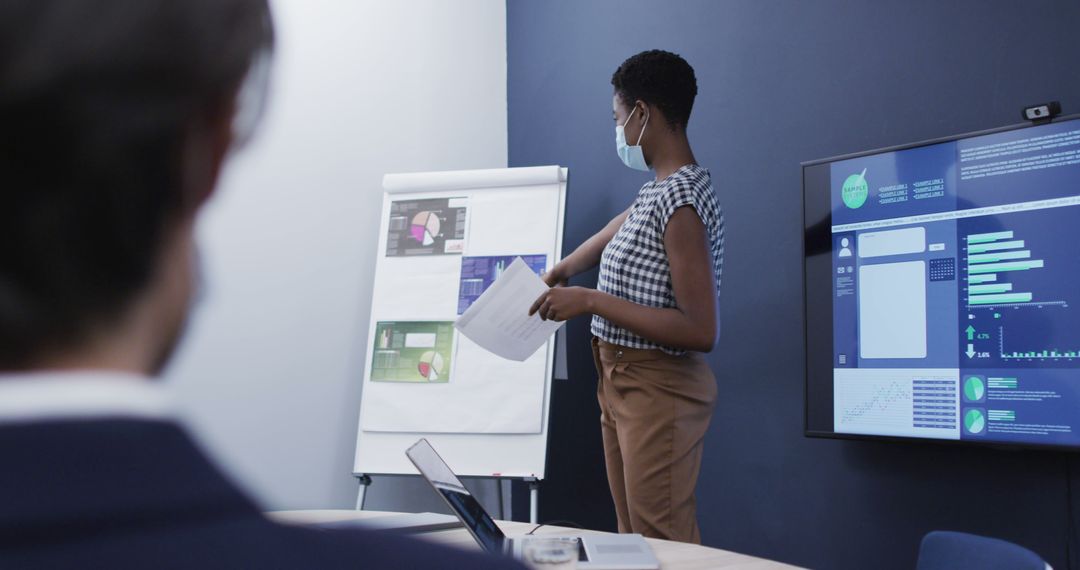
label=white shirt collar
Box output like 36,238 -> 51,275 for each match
0,370 -> 174,425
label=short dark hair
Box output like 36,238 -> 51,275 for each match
0,0 -> 274,367
611,50 -> 698,129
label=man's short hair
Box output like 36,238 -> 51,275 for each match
611,50 -> 698,129
0,0 -> 274,367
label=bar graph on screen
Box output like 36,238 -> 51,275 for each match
964,229 -> 1065,308
960,205 -> 1080,370
999,326 -> 1080,361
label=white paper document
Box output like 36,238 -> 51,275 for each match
455,257 -> 563,361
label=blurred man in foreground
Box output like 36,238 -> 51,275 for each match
0,2 -> 521,568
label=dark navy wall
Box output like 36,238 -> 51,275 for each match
506,2 -> 1080,569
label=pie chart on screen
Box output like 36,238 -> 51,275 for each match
410,212 -> 441,246
417,351 -> 445,381
964,409 -> 985,434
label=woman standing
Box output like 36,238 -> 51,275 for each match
530,50 -> 724,544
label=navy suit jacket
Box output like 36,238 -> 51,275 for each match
0,418 -> 524,569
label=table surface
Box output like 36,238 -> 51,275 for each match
268,510 -> 803,570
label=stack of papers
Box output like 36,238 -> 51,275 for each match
455,257 -> 564,361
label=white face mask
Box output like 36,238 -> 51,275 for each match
615,108 -> 650,171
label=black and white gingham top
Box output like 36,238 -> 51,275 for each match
591,164 -> 724,355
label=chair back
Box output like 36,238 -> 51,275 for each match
916,531 -> 1050,570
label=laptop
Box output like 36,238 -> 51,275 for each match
406,438 -> 660,570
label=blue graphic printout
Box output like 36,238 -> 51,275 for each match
457,255 -> 548,315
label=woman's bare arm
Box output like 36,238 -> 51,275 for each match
544,208 -> 629,285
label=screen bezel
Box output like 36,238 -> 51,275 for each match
802,113 -> 1080,452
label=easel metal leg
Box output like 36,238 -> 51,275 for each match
496,479 -> 506,521
528,480 -> 539,524
355,474 -> 372,511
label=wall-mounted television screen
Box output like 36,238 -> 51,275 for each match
804,115 -> 1080,449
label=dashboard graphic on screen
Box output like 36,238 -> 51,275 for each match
803,117 -> 1080,449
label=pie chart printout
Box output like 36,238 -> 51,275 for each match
385,197 -> 467,256
418,351 -> 445,381
410,212 -> 441,246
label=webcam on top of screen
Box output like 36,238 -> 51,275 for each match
1022,101 -> 1061,124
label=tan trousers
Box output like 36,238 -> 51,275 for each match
592,337 -> 717,544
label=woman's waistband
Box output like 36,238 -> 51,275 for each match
592,337 -> 691,362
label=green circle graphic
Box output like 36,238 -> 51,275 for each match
841,172 -> 869,209
963,376 -> 985,401
964,409 -> 985,434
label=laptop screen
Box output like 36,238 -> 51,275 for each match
406,439 -> 507,553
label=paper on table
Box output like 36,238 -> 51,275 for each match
455,257 -> 564,361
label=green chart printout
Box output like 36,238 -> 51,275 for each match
371,321 -> 454,383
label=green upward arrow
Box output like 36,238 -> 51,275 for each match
965,325 -> 976,341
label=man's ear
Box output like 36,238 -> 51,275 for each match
182,95 -> 238,212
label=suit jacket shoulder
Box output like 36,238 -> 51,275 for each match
0,418 -> 522,569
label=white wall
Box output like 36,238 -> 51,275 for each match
166,0 -> 508,513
